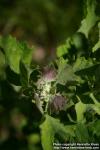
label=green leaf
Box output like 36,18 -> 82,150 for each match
89,120 -> 100,136
92,22 -> 100,52
40,115 -> 71,150
75,101 -> 87,123
2,36 -> 23,73
57,59 -> 81,85
75,123 -> 90,142
0,50 -> 6,80
6,66 -> 21,86
0,36 -> 33,74
20,61 -> 28,87
40,116 -> 55,150
20,42 -> 33,68
92,104 -> 100,115
73,57 -> 93,72
90,93 -> 100,115
56,38 -> 71,57
78,0 -> 99,37
57,44 -> 67,58
92,41 -> 100,52
65,125 -> 76,137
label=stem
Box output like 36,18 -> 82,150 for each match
76,95 -> 81,102
90,93 -> 99,105
67,114 -> 76,123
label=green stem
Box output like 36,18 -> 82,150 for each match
90,93 -> 99,105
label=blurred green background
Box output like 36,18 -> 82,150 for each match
0,0 -> 83,48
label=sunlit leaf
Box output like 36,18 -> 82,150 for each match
75,101 -> 87,123
56,38 -> 71,57
78,0 -> 99,37
0,36 -> 33,74
2,36 -> 22,73
40,115 -> 71,150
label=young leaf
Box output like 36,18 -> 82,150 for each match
75,101 -> 87,123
